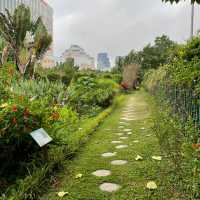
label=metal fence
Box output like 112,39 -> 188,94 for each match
155,83 -> 200,135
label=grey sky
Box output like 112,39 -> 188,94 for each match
47,0 -> 200,63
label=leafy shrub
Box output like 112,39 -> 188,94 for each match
10,79 -> 67,105
0,103 -> 42,190
152,102 -> 200,199
67,75 -> 119,116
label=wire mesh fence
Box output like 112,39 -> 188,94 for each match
155,83 -> 200,135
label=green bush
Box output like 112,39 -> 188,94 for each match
152,102 -> 200,199
143,35 -> 200,199
67,75 -> 119,116
10,79 -> 67,105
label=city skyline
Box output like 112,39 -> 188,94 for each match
47,0 -> 200,62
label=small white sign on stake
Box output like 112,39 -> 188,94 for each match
30,128 -> 52,147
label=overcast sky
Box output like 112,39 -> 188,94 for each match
47,0 -> 200,63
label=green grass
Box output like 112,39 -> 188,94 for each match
40,91 -> 174,200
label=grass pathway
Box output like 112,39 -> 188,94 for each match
41,91 -> 170,200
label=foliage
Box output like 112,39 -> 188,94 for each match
35,59 -> 78,86
143,35 -> 200,199
162,0 -> 199,4
67,75 -> 119,116
116,35 -> 176,81
0,4 -> 52,77
10,79 -> 67,105
2,96 -> 121,200
152,100 -> 200,199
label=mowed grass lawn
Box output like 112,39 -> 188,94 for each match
41,91 -> 173,200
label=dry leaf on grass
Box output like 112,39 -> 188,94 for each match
152,156 -> 162,161
146,181 -> 157,190
75,173 -> 83,179
57,191 -> 69,198
135,155 -> 143,161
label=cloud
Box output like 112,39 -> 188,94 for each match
47,0 -> 199,63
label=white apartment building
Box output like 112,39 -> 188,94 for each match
62,45 -> 95,70
0,0 -> 55,68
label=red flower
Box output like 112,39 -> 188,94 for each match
121,82 -> 129,90
12,117 -> 17,125
12,105 -> 18,112
192,143 -> 200,149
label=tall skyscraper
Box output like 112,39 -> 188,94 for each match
97,53 -> 111,71
62,45 -> 95,70
0,0 -> 54,68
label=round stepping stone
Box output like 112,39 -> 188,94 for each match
115,144 -> 128,149
99,183 -> 121,192
119,136 -> 128,140
133,140 -> 139,143
124,129 -> 132,132
111,141 -> 122,144
92,170 -> 111,177
116,133 -> 124,136
102,152 -> 117,157
111,160 -> 128,165
127,132 -> 132,135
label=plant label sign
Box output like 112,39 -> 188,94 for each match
30,128 -> 52,147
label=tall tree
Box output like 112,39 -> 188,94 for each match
0,4 -> 52,77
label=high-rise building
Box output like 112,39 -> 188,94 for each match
0,0 -> 55,68
97,53 -> 111,71
62,45 -> 95,70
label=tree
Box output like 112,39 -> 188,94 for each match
162,0 -> 200,3
139,35 -> 176,71
0,4 -> 52,77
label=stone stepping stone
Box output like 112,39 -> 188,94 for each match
121,118 -> 134,121
115,145 -> 128,149
102,152 -> 117,157
92,170 -> 111,177
127,132 -> 132,135
116,133 -> 124,136
111,160 -> 128,165
124,129 -> 132,132
99,183 -> 121,192
133,140 -> 139,143
111,141 -> 122,144
119,136 -> 128,140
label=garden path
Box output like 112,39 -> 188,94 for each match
41,92 -> 169,200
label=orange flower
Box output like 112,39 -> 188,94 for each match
12,117 -> 17,125
52,112 -> 60,121
192,143 -> 200,149
12,105 -> 18,112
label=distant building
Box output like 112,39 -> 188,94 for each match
0,0 -> 55,68
97,53 -> 111,71
62,45 -> 95,70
